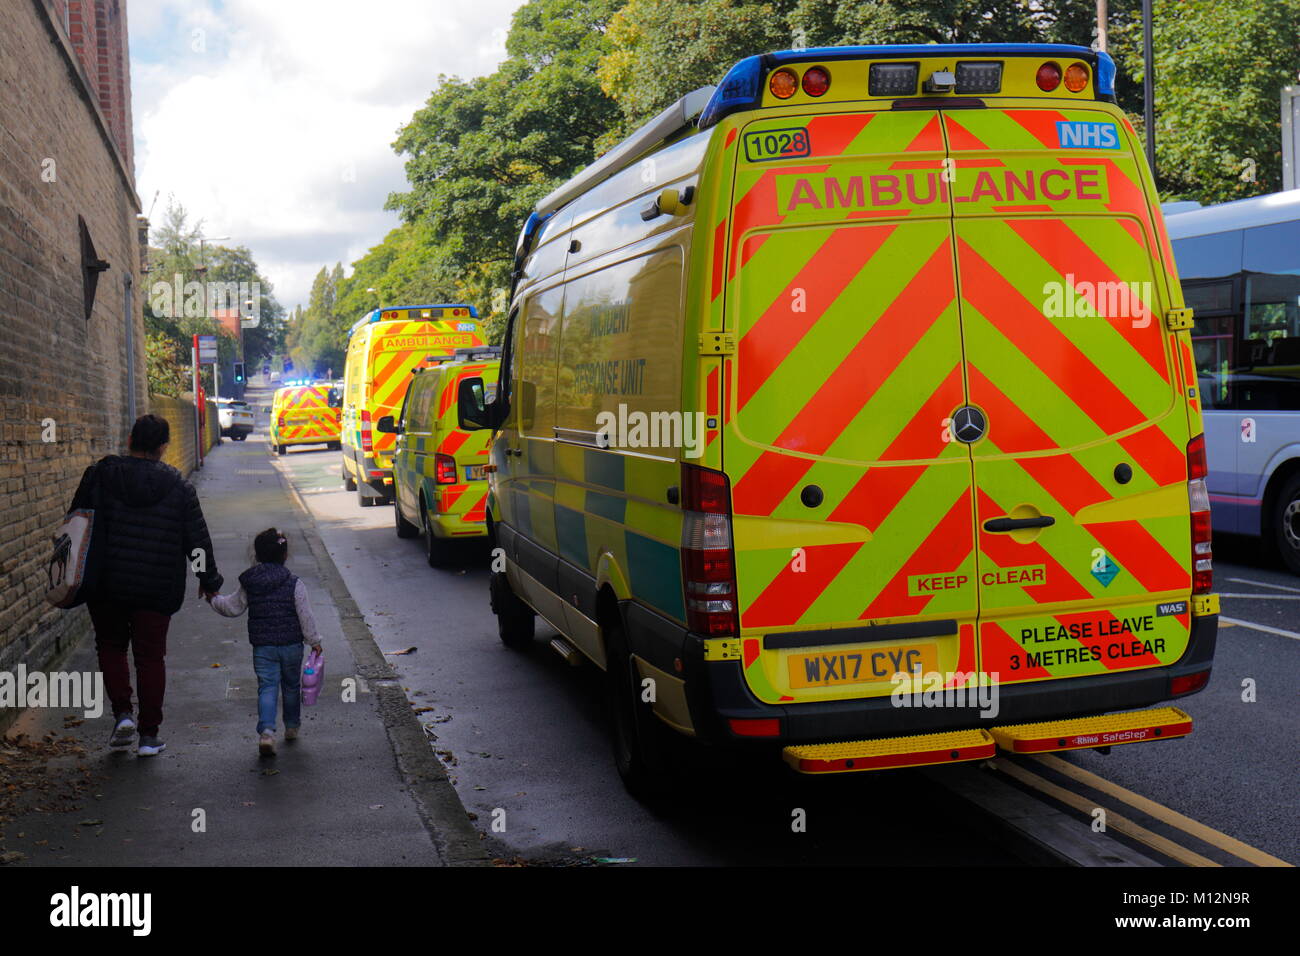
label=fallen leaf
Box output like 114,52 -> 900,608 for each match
261,769 -> 279,776
79,819 -> 103,826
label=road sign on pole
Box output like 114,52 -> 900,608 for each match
191,336 -> 204,471
196,333 -> 217,364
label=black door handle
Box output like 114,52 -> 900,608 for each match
983,515 -> 1055,533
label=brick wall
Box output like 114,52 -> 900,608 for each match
0,0 -> 143,685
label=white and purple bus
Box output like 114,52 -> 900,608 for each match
1167,190 -> 1300,574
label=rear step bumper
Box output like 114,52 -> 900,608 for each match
782,707 -> 1190,774
989,706 -> 1192,754
784,729 -> 995,774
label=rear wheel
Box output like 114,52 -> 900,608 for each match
395,499 -> 419,538
489,569 -> 534,648
603,616 -> 676,800
328,441 -> 341,451
275,443 -> 286,456
421,503 -> 455,566
1271,473 -> 1300,575
343,465 -> 357,491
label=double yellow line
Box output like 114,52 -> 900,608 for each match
994,755 -> 1292,867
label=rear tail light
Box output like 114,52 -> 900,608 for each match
801,66 -> 831,97
1187,434 -> 1213,594
435,453 -> 457,484
680,464 -> 738,637
728,717 -> 780,738
769,68 -> 797,100
1064,61 -> 1090,92
360,410 -> 373,453
1171,670 -> 1210,696
1036,61 -> 1062,92
277,415 -> 286,429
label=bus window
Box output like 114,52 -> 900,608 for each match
1185,280 -> 1236,408
1240,272 -> 1300,410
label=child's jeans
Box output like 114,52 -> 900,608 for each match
252,644 -> 304,735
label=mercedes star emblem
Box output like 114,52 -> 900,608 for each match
951,405 -> 987,444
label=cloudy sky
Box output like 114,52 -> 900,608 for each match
130,0 -> 524,311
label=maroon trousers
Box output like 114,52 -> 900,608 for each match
88,602 -> 171,737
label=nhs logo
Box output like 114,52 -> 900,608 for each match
1056,121 -> 1120,149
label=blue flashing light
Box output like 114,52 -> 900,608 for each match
1095,50 -> 1116,96
699,55 -> 765,130
699,43 -> 1105,129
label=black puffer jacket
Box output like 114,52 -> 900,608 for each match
71,455 -> 223,615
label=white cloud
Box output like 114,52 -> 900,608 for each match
131,0 -> 520,311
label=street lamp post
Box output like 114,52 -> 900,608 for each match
1142,0 -> 1156,179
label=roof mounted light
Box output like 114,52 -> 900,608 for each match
801,66 -> 831,96
769,68 -> 798,99
868,62 -> 919,96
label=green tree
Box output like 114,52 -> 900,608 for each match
143,198 -> 286,391
386,0 -> 626,322
1110,0 -> 1300,201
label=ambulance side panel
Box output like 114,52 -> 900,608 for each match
502,133 -> 711,673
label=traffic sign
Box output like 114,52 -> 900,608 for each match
196,334 -> 217,363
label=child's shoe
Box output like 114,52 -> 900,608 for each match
285,726 -> 299,741
259,731 -> 276,757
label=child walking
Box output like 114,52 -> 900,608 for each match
208,528 -> 322,756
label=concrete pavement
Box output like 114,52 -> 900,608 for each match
0,432 -> 485,867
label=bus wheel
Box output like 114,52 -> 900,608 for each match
489,570 -> 534,648
395,499 -> 419,539
603,617 -> 674,800
1273,473 -> 1300,575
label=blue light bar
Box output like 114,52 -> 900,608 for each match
347,303 -> 480,337
699,43 -> 1107,129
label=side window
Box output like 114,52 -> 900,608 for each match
555,248 -> 684,441
519,289 -> 562,435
